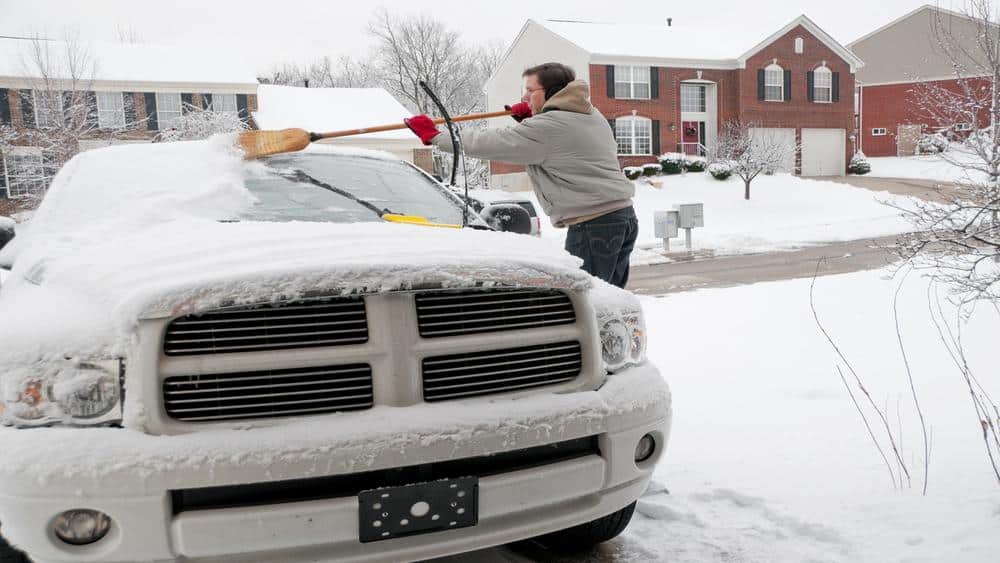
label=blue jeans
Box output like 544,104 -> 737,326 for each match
565,206 -> 638,288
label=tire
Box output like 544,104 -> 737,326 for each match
534,501 -> 637,553
0,532 -> 31,563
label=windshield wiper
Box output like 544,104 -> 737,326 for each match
278,169 -> 398,219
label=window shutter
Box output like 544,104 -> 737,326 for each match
123,92 -> 136,125
783,70 -> 792,101
806,71 -> 814,102
0,89 -> 10,124
650,67 -> 659,99
85,91 -> 98,127
202,93 -> 212,110
61,91 -> 73,126
606,65 -> 615,99
237,94 -> 249,124
832,72 -> 840,102
144,92 -> 158,131
652,119 -> 660,155
608,118 -> 616,134
181,93 -> 193,114
757,69 -> 765,101
20,90 -> 35,128
0,151 -> 6,195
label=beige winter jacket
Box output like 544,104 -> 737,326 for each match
431,80 -> 634,227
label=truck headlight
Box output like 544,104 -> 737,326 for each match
599,310 -> 646,372
1,359 -> 123,428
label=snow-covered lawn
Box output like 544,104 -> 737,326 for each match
526,172 -> 920,263
614,268 -> 1000,562
866,146 -> 986,184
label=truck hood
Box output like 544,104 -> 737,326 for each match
0,220 -> 591,365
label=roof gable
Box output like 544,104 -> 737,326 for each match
737,15 -> 864,72
531,15 -> 862,71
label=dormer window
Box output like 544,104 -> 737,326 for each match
764,64 -> 784,101
813,66 -> 832,102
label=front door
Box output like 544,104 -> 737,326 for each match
682,120 -> 704,155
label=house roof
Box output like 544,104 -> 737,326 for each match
531,15 -> 863,71
0,37 -> 260,85
252,84 -> 415,140
847,4 -> 971,47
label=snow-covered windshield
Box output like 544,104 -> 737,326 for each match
244,153 -> 466,225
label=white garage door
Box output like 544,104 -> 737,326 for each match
801,128 -> 846,176
749,128 -> 796,173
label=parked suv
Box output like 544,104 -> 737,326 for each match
0,140 -> 671,563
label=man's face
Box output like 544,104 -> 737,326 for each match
522,74 -> 546,114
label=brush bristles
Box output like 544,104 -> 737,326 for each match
238,129 -> 312,160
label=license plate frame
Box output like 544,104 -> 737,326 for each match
358,476 -> 479,543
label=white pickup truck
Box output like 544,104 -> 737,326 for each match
0,138 -> 671,563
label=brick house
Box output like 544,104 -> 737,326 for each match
849,5 -> 988,157
0,37 -> 259,216
484,15 -> 863,190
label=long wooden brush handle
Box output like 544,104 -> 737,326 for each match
314,110 -> 513,140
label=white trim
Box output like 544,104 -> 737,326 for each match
764,64 -> 784,102
613,65 -> 651,100
615,115 -> 652,156
32,90 -> 64,129
871,127 -> 887,136
2,147 -> 45,199
96,91 -> 125,130
813,65 -> 832,103
736,15 -> 864,72
154,92 -> 182,131
591,54 -> 740,70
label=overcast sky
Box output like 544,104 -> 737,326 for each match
0,0 -> 962,73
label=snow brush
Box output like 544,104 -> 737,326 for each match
237,110 -> 511,160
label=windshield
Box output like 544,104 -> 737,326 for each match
243,153 -> 467,225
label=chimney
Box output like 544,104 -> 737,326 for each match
667,17 -> 672,27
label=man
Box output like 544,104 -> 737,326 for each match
404,62 -> 637,289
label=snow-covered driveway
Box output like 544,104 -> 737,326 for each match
451,267 -> 1000,562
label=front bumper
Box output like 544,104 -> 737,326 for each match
0,364 -> 670,563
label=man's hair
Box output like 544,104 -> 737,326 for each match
522,62 -> 576,100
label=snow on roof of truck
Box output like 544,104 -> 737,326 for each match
253,85 -> 416,140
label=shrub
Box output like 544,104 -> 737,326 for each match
708,161 -> 733,180
658,152 -> 684,175
848,152 -> 871,175
684,158 -> 707,172
623,166 -> 643,180
642,163 -> 662,176
917,133 -> 949,154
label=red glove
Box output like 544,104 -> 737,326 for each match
403,115 -> 440,145
504,102 -> 532,122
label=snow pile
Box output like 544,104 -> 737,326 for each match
253,84 -> 416,140
528,172 -> 922,258
614,268 -> 1000,562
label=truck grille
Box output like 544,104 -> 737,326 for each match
422,341 -> 582,401
163,297 -> 368,356
415,289 -> 575,338
163,364 -> 373,422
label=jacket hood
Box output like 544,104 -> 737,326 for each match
541,80 -> 594,115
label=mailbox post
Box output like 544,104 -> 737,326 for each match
653,210 -> 679,251
675,203 -> 704,251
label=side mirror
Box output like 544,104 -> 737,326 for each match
0,218 -> 14,252
480,204 -> 532,235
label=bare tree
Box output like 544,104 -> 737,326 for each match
0,33 -> 134,206
157,102 -> 249,142
895,1 -> 1000,302
712,121 -> 798,200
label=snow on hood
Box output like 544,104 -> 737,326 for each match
0,136 -> 595,367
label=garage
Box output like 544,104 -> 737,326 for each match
801,128 -> 846,176
749,128 -> 796,173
